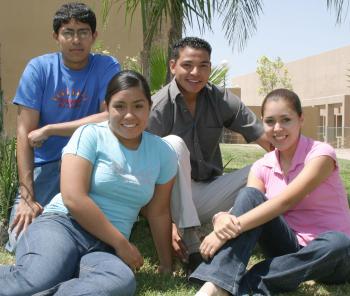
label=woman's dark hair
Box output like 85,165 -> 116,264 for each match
53,2 -> 96,34
105,70 -> 152,106
261,88 -> 303,117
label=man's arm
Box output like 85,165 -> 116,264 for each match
28,103 -> 108,147
12,106 -> 43,235
254,133 -> 274,152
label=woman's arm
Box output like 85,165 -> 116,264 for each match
200,155 -> 335,259
239,155 -> 335,232
142,178 -> 175,274
61,154 -> 143,271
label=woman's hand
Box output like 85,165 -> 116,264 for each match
213,212 -> 241,240
199,231 -> 227,261
115,239 -> 144,272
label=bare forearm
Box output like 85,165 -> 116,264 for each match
16,132 -> 35,200
148,213 -> 173,270
44,111 -> 108,137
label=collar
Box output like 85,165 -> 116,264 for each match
168,78 -> 210,103
261,135 -> 311,174
169,78 -> 182,103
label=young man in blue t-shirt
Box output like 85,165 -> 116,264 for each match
7,2 -> 120,251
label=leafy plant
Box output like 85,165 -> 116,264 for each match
0,137 -> 18,224
123,48 -> 229,93
256,55 -> 293,96
209,63 -> 229,87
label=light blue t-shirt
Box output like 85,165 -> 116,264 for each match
13,52 -> 121,165
44,121 -> 177,239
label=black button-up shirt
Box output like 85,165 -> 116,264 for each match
147,79 -> 264,181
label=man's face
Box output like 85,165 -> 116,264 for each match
53,19 -> 97,70
170,47 -> 211,99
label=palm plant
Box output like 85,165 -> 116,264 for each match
101,0 -> 263,83
123,47 -> 229,93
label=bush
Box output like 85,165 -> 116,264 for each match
0,137 -> 17,227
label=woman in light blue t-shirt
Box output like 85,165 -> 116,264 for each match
0,70 -> 177,296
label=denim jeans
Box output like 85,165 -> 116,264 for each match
6,160 -> 61,252
0,212 -> 136,296
190,187 -> 350,295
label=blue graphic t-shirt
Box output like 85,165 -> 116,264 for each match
13,52 -> 121,165
44,121 -> 178,239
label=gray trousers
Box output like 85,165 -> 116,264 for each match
164,135 -> 250,230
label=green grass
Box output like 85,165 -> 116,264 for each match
1,144 -> 350,295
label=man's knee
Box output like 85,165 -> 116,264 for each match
163,135 -> 189,159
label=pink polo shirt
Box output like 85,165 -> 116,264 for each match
251,135 -> 350,246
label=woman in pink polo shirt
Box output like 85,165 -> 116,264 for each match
190,88 -> 350,296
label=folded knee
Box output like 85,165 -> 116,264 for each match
163,135 -> 189,158
232,187 -> 266,211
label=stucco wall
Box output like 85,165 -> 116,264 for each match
232,45 -> 350,106
0,0 -> 143,136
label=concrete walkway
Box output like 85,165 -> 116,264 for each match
335,149 -> 350,161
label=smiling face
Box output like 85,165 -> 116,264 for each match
262,98 -> 304,157
107,87 -> 150,149
53,19 -> 97,70
170,47 -> 211,101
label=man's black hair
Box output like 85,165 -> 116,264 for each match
171,37 -> 212,61
53,2 -> 96,33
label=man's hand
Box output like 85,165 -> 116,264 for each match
172,223 -> 188,262
213,212 -> 241,240
115,240 -> 144,272
10,198 -> 43,237
28,126 -> 49,148
199,231 -> 227,261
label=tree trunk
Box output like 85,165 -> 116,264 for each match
166,1 -> 183,83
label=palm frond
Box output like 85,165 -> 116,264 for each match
217,0 -> 263,51
327,0 -> 350,23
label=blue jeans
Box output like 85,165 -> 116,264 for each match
0,213 -> 136,296
190,187 -> 350,295
6,160 -> 61,252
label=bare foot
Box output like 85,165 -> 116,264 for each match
195,281 -> 229,296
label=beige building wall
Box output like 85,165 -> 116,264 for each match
231,45 -> 350,147
0,0 -> 144,136
232,45 -> 350,106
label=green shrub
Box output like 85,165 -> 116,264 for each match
0,137 -> 18,224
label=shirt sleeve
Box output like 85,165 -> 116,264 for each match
98,56 -> 121,104
147,87 -> 174,137
62,124 -> 98,165
13,58 -> 44,111
156,138 -> 178,184
250,158 -> 265,182
220,88 -> 264,143
306,141 -> 338,166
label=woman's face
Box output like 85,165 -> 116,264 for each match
262,98 -> 303,155
107,87 -> 150,149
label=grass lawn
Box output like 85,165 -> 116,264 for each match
1,144 -> 350,295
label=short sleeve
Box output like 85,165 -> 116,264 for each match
156,139 -> 178,184
306,142 -> 337,165
62,124 -> 98,165
98,56 -> 121,104
250,158 -> 266,183
13,59 -> 44,110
